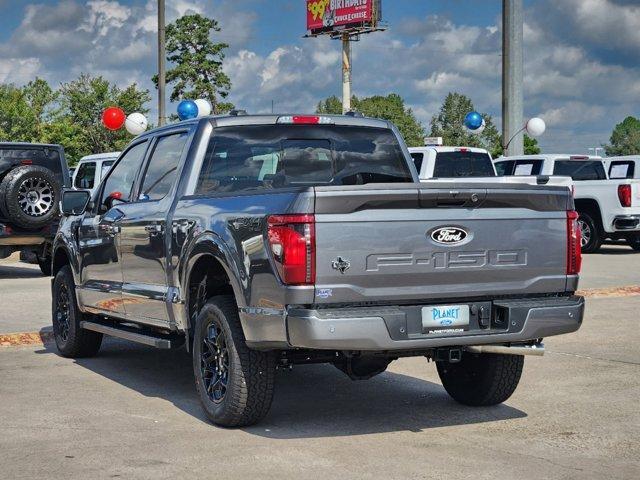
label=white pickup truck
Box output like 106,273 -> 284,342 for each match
408,146 -> 572,187
71,152 -> 120,197
494,155 -> 640,252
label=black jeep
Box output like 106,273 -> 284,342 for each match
0,143 -> 69,275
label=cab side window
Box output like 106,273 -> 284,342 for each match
139,132 -> 189,201
608,161 -> 635,179
494,160 -> 514,176
100,142 -> 148,207
74,162 -> 96,189
411,153 -> 424,175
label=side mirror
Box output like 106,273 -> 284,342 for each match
61,189 -> 91,216
104,191 -> 125,210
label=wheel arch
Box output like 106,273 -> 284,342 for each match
52,245 -> 72,277
574,198 -> 604,232
181,235 -> 247,334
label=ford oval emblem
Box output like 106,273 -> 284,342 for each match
430,227 -> 468,245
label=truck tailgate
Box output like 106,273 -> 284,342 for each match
313,183 -> 572,304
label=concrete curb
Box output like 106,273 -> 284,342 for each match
1,286 -> 638,347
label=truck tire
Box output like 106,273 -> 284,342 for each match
436,352 -> 524,406
577,212 -> 602,253
627,235 -> 640,252
52,265 -> 102,358
192,295 -> 275,427
0,165 -> 61,229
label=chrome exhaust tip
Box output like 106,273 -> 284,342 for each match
466,342 -> 545,357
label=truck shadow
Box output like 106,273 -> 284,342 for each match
37,337 -> 526,438
0,263 -> 43,278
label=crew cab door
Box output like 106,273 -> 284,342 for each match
118,130 -> 190,324
77,141 -> 149,316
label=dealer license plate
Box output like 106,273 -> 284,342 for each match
422,305 -> 470,334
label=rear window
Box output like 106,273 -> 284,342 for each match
553,160 -> 606,180
0,147 -> 63,175
433,152 -> 495,178
195,125 -> 413,194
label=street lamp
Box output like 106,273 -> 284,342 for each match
503,117 -> 546,152
588,147 -> 605,157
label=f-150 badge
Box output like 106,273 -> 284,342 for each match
430,227 -> 468,245
331,256 -> 351,274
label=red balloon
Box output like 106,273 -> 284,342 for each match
102,107 -> 126,130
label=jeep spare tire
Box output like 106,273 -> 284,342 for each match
0,165 -> 61,229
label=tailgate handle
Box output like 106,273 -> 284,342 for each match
436,190 -> 486,208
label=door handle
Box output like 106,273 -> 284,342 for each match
172,220 -> 195,234
100,224 -> 120,236
145,224 -> 164,235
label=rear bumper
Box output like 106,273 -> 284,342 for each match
285,296 -> 584,351
612,215 -> 640,231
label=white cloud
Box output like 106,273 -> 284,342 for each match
0,0 -> 637,153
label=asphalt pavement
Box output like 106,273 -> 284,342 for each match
0,248 -> 639,479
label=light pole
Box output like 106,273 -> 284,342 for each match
502,0 -> 524,156
158,0 -> 166,126
342,33 -> 352,114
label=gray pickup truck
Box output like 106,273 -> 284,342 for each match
53,113 -> 584,427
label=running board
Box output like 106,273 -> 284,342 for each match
80,321 -> 173,349
466,343 -> 545,356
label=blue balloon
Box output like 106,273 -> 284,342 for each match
464,111 -> 483,131
177,100 -> 198,120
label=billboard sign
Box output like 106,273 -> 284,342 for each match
307,0 -> 379,35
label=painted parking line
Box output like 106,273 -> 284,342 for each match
577,285 -> 640,298
0,330 -> 53,347
1,286 -> 638,347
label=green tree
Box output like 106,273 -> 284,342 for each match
430,92 -> 502,154
156,13 -> 233,114
58,74 -> 151,163
0,84 -> 38,142
22,77 -> 60,139
316,93 -> 425,147
605,116 -> 640,156
316,95 -> 343,115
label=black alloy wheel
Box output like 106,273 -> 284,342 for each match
201,321 -> 230,403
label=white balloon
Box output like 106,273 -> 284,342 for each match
194,99 -> 212,117
526,117 -> 546,137
466,118 -> 486,135
125,112 -> 148,135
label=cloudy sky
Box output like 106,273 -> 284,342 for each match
0,0 -> 638,152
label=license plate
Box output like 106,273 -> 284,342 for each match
422,305 -> 470,333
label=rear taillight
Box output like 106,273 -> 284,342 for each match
618,184 -> 632,207
267,215 -> 315,285
567,211 -> 582,275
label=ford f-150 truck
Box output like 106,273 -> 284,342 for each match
52,113 -> 585,427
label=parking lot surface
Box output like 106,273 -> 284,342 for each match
0,250 -> 639,479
